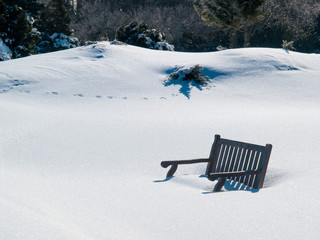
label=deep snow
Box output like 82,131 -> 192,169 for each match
0,42 -> 320,240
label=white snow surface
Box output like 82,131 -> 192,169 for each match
0,38 -> 12,61
0,42 -> 320,240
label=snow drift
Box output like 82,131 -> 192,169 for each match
0,42 -> 320,240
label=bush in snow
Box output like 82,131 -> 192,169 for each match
37,32 -> 79,53
110,40 -> 127,46
282,40 -> 295,51
216,45 -> 227,51
0,37 -> 12,61
164,65 -> 210,98
167,65 -> 209,85
115,22 -> 174,51
37,0 -> 79,53
0,2 -> 41,59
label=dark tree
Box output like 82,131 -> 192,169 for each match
0,0 -> 8,33
0,0 -> 41,58
195,0 -> 266,48
40,0 -> 72,35
4,0 -> 43,16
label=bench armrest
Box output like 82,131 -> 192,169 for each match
161,158 -> 209,178
208,170 -> 262,191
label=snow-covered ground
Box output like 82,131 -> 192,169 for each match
0,42 -> 320,240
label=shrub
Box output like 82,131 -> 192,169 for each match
164,65 -> 210,98
0,3 -> 41,59
167,65 -> 209,85
281,40 -> 295,50
0,37 -> 12,61
37,32 -> 79,53
115,21 -> 174,51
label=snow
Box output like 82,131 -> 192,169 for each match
0,42 -> 320,240
0,37 -> 12,61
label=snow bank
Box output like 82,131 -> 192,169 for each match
0,42 -> 320,240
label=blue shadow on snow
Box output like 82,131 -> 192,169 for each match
163,67 -> 226,99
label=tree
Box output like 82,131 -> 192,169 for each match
194,0 -> 266,48
0,0 -> 8,33
4,0 -> 44,16
40,0 -> 72,35
37,0 -> 78,53
0,0 -> 41,58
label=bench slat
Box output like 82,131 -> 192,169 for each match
219,138 -> 266,152
248,151 -> 262,187
208,170 -> 262,179
243,150 -> 257,187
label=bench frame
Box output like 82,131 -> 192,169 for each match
161,134 -> 272,191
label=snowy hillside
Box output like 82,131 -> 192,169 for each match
0,42 -> 320,240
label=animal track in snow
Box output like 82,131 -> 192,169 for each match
0,79 -> 32,94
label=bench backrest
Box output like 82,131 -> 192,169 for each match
205,135 -> 272,189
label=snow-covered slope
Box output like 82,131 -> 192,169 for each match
0,42 -> 320,240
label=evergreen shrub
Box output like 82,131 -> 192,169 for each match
0,1 -> 40,58
281,40 -> 295,50
116,21 -> 174,51
167,65 -> 209,85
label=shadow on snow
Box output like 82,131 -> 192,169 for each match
163,67 -> 226,99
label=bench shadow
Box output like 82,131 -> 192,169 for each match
154,175 -> 272,194
153,176 -> 174,182
201,179 -> 260,194
155,176 -> 260,193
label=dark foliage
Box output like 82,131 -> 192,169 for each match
0,0 -> 41,58
4,0 -> 44,16
39,0 -> 72,35
116,21 -> 174,50
0,0 -> 78,60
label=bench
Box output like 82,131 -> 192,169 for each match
161,134 -> 272,191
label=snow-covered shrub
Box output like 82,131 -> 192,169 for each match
0,37 -> 12,61
0,3 -> 41,59
216,45 -> 227,51
164,65 -> 210,98
282,40 -> 295,51
50,33 -> 79,49
36,0 -> 79,53
167,65 -> 209,85
79,40 -> 98,46
110,40 -> 127,46
37,33 -> 79,53
116,22 -> 174,51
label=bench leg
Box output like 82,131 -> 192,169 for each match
213,177 -> 226,192
166,164 -> 178,178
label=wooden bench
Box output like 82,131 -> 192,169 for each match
161,134 -> 272,191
